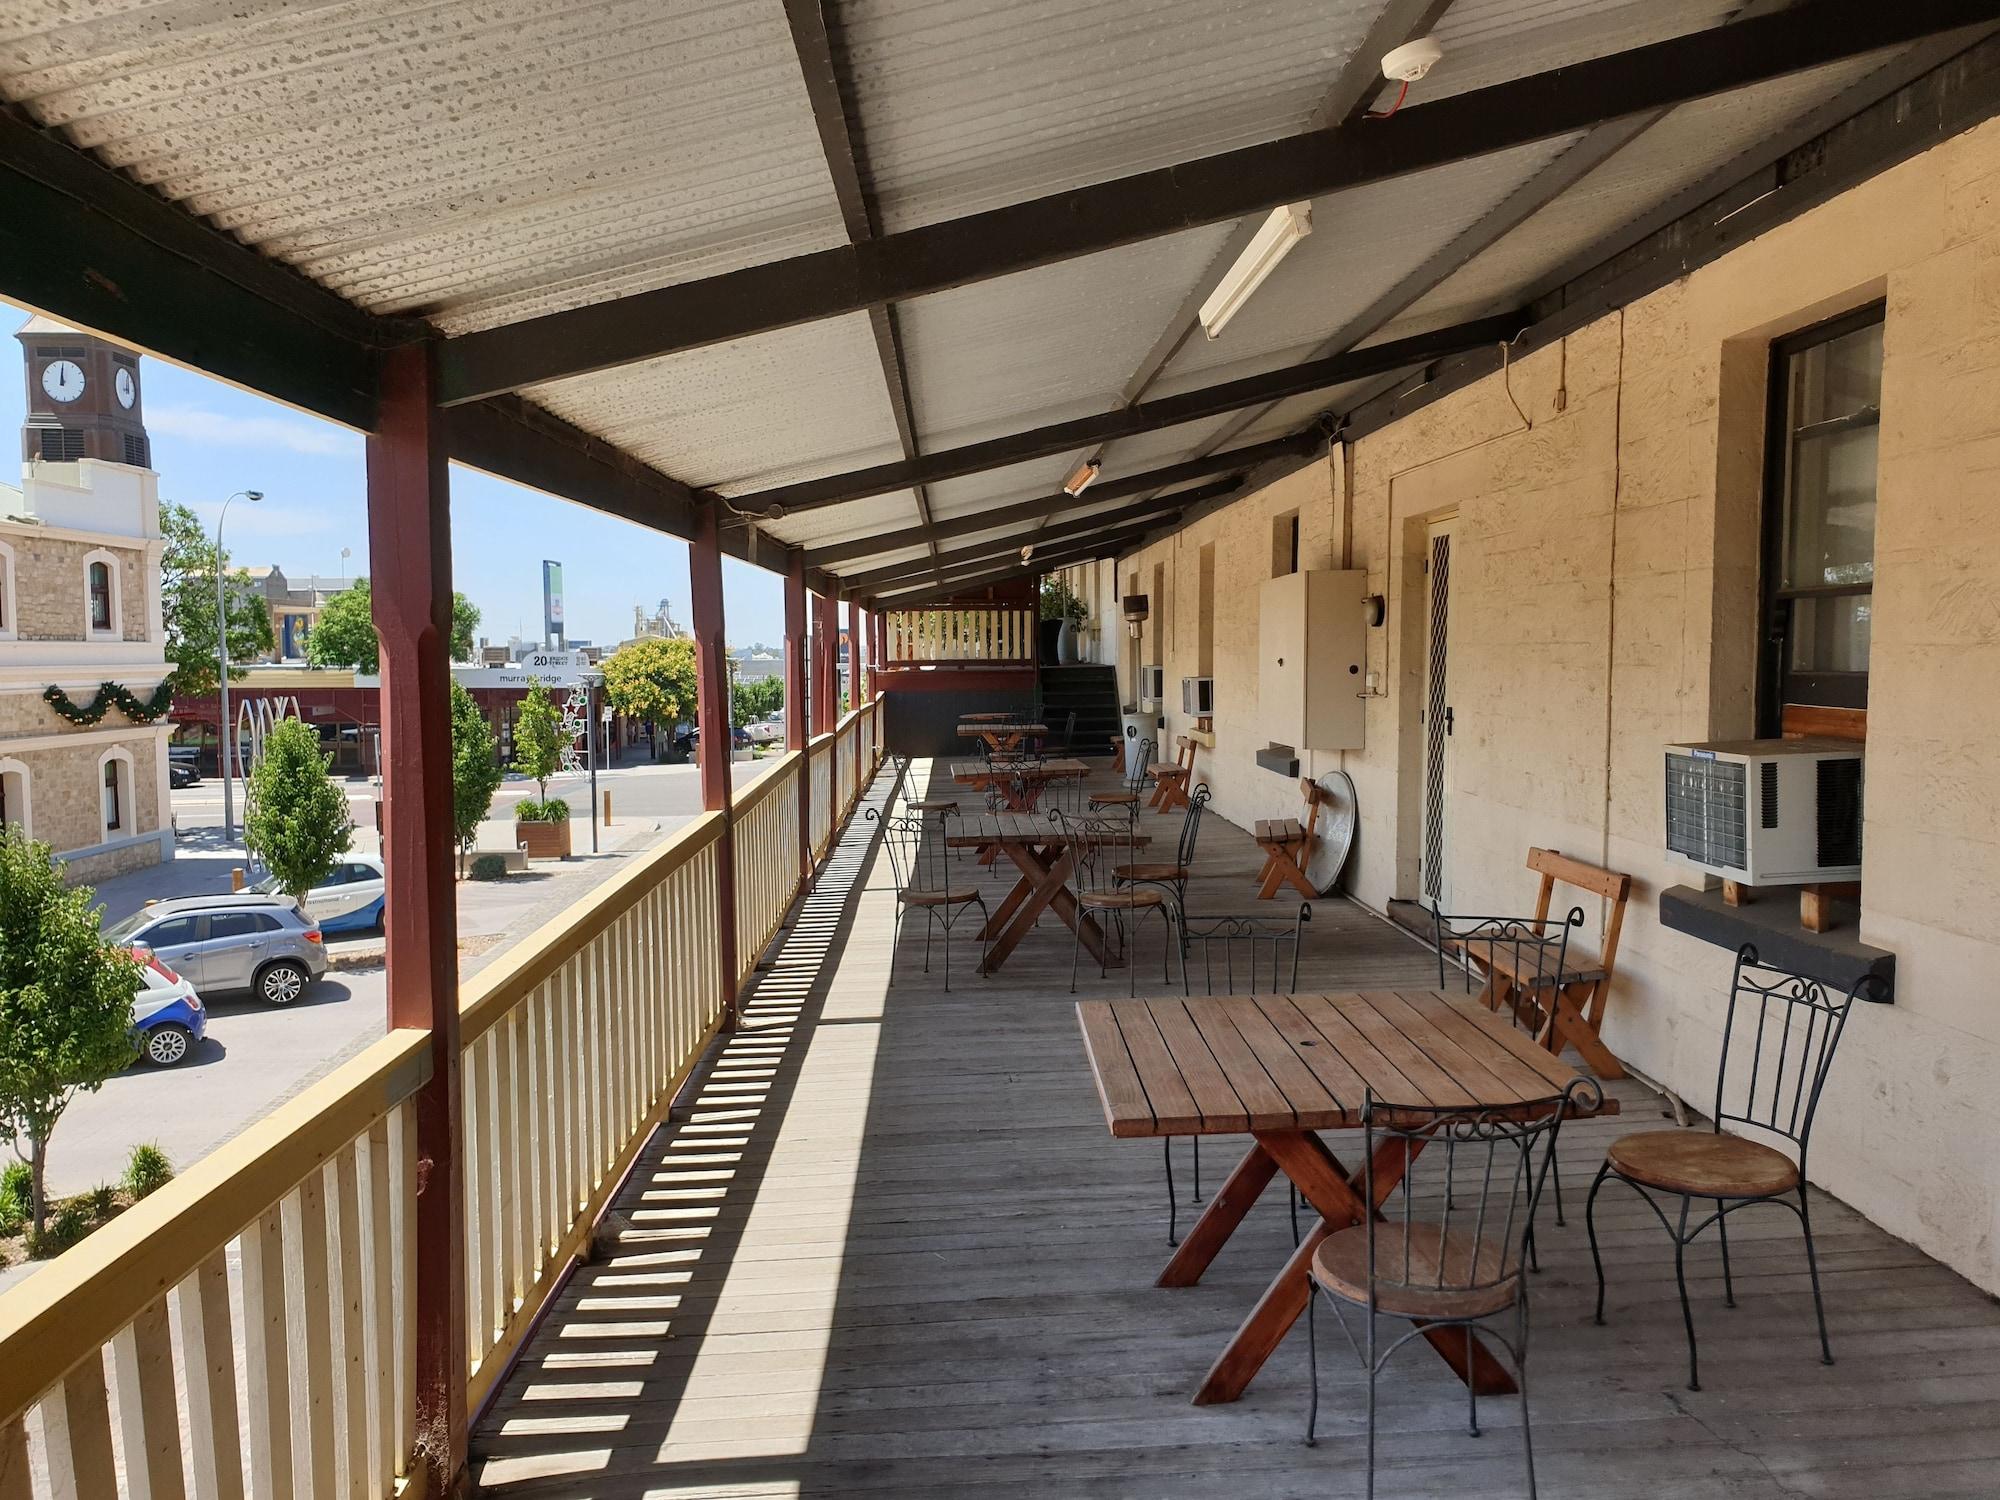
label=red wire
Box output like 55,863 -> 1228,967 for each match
1366,79 -> 1410,120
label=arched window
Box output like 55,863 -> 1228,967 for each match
97,747 -> 133,841
83,549 -> 122,638
0,757 -> 29,837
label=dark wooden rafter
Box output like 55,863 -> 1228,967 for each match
779,0 -> 940,569
871,528 -> 1161,608
802,443 -> 1303,569
837,499 -> 1204,591
727,312 -> 1519,518
435,0 -> 1995,404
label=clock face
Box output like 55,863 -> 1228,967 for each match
114,367 -> 136,409
41,359 -> 85,404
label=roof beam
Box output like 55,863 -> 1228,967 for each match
801,440 -> 1307,569
837,498 -> 1207,591
872,525 -> 1165,606
434,0 -> 1989,403
732,312 -> 1516,518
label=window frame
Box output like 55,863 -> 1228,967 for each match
82,548 -> 123,639
97,745 -> 134,840
0,538 -> 15,639
0,756 -> 28,837
1756,300 -> 1885,736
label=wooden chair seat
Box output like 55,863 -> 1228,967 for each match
1254,817 -> 1305,845
901,886 -> 982,908
1090,790 -> 1141,807
1605,1129 -> 1800,1200
1448,936 -> 1608,988
1078,887 -> 1169,911
1114,861 -> 1188,883
1311,1222 -> 1521,1320
1146,763 -> 1187,779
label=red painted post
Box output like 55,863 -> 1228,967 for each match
365,341 -> 466,1498
846,596 -> 861,715
689,501 -> 740,1023
784,554 -> 810,880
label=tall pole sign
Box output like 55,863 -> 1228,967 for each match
541,559 -> 565,650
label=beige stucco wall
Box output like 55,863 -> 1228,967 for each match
1117,115 -> 2000,1293
0,528 -> 151,643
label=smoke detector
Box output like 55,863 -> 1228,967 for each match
1381,36 -> 1443,83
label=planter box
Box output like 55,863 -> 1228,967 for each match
515,816 -> 572,860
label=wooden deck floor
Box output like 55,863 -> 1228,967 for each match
475,761 -> 2000,1498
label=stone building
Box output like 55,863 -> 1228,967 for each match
1,316 -> 173,881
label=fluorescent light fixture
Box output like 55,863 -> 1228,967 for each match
1199,202 -> 1312,339
1062,458 -> 1102,497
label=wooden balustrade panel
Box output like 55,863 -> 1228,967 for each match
809,741 -> 834,858
732,757 -> 803,988
886,608 -> 1033,664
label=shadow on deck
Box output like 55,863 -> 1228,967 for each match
474,761 -> 2000,1498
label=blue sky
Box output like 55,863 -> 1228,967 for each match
4,300 -> 789,648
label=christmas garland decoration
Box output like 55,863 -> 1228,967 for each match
43,680 -> 177,726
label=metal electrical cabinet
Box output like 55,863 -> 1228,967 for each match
1258,569 -> 1367,750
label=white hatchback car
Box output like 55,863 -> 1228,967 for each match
254,855 -> 385,936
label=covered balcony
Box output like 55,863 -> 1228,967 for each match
4,4 -> 2000,1497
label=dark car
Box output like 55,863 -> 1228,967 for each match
675,725 -> 753,756
168,761 -> 201,788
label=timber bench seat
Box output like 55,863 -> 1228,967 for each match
1252,778 -> 1332,899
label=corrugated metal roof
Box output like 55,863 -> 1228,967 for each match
1405,0 -> 1756,105
835,0 -> 1386,233
0,0 -> 849,333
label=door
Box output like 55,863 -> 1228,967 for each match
200,910 -> 279,992
138,914 -> 204,986
1420,517 -> 1457,910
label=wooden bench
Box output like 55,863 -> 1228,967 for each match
1146,735 -> 1198,812
1461,848 -> 1632,1080
1252,778 -> 1332,900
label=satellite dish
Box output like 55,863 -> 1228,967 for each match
1304,769 -> 1359,895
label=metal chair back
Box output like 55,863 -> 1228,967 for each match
1432,906 -> 1583,1035
1175,782 -> 1211,868
1121,737 -> 1154,796
1049,807 -> 1141,897
867,808 -> 955,897
1181,902 -> 1309,996
1715,945 -> 1879,1162
1359,1082 -> 1597,1311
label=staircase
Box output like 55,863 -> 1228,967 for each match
1038,664 -> 1121,755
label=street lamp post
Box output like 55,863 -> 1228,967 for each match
216,490 -> 264,842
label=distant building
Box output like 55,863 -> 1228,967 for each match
731,645 -> 782,682
3,317 -> 174,882
234,564 -> 354,659
622,597 -> 686,648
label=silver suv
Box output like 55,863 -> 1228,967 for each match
103,895 -> 328,1005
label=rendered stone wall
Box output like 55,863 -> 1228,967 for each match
0,529 -> 151,642
1117,115 -> 2000,1292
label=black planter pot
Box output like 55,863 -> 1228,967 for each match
1038,618 -> 1062,665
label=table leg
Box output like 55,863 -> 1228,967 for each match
976,845 -> 1117,973
1156,1142 -> 1280,1288
1192,1130 -> 1516,1404
1549,985 -> 1627,1079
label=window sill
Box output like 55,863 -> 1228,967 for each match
1659,884 -> 1894,1000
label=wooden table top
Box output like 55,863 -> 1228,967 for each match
956,722 -> 1048,737
950,757 -> 1089,782
1076,990 -> 1613,1139
958,711 -> 1017,722
947,812 -> 1150,847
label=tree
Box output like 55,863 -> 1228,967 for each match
244,717 -> 354,902
160,500 -> 275,696
304,577 -> 481,671
511,681 -> 566,806
451,681 -> 504,874
602,638 -> 698,758
733,674 -> 782,729
0,829 -> 143,1237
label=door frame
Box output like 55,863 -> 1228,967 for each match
1419,514 -> 1457,912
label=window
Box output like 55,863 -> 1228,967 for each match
208,911 -> 280,940
83,549 -> 121,636
1759,306 -> 1883,730
102,757 -> 122,832
0,758 -> 26,835
142,917 -> 199,949
1271,510 -> 1301,577
39,428 -> 84,461
97,747 -> 133,842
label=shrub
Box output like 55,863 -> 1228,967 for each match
468,854 -> 509,882
30,1197 -> 91,1257
124,1142 -> 173,1199
86,1183 -> 116,1218
514,797 -> 570,824
0,1194 -> 20,1239
0,1160 -> 28,1222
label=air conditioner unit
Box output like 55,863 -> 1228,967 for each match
1663,739 -> 1863,884
1181,676 -> 1215,716
1140,665 -> 1164,704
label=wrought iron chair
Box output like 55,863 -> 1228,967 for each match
1089,736 -> 1153,821
1586,946 -> 1888,1391
1155,901 -> 1311,1246
1434,905 -> 1584,1236
1305,1081 -> 1600,1500
864,807 -> 989,991
1114,781 -> 1210,913
889,751 -> 960,820
1050,806 -> 1182,996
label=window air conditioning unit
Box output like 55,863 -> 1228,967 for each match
1139,665 -> 1165,704
1664,739 -> 1863,884
1182,677 -> 1215,716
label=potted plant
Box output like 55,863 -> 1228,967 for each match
1039,577 -> 1089,665
510,682 -> 572,859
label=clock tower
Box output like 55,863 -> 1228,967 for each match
16,315 -> 152,469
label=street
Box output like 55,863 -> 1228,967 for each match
26,754 -> 723,1204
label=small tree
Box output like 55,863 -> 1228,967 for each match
733,674 -> 782,729
511,681 -> 565,807
244,717 -> 354,903
601,638 -> 698,758
451,594 -> 481,664
161,500 -> 275,694
1038,575 -> 1088,625
305,577 -> 481,672
451,680 -> 504,874
0,829 -> 142,1237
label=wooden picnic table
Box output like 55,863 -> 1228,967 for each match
956,721 -> 1048,753
1076,990 -> 1616,1406
950,757 -> 1088,810
958,711 -> 1017,723
947,813 -> 1149,973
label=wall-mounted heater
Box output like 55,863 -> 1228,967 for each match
1664,738 -> 1863,884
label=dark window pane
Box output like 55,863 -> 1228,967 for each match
1781,424 -> 1878,590
145,917 -> 199,947
1788,595 -> 1873,676
208,911 -> 278,939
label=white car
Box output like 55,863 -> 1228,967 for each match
254,855 -> 386,935
131,956 -> 206,1067
747,719 -> 785,744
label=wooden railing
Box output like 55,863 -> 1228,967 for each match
0,694 -> 887,1499
885,606 -> 1034,665
808,732 -> 835,859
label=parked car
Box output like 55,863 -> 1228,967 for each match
129,952 -> 206,1067
253,855 -> 385,935
102,895 -> 327,1005
747,719 -> 784,744
168,761 -> 201,788
676,725 -> 753,755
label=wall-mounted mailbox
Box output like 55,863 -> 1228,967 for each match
1259,569 -> 1366,751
